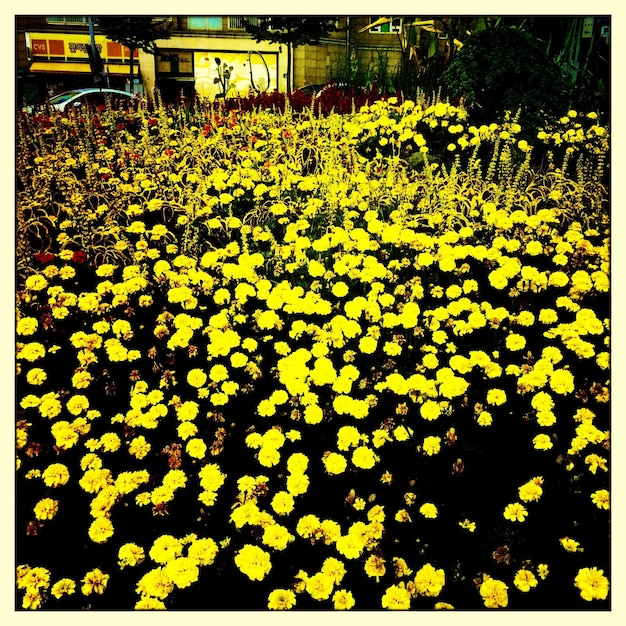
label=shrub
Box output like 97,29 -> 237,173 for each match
441,27 -> 571,135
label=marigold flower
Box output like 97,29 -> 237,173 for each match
480,577 -> 509,608
514,569 -> 538,592
323,452 -> 347,475
333,589 -> 355,609
150,535 -> 183,564
88,517 -> 114,543
118,543 -> 145,568
234,544 -> 272,581
51,578 -> 76,599
591,489 -> 610,510
419,503 -> 438,519
34,497 -> 59,521
419,435 -> 442,457
81,568 -> 109,596
268,588 -> 297,610
271,491 -> 295,516
574,567 -> 609,601
533,433 -> 553,450
560,537 -> 581,552
503,502 -> 528,522
42,463 -> 69,488
381,583 -> 412,609
413,563 -> 445,597
351,445 -> 378,469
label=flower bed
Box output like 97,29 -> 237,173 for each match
16,98 -> 610,610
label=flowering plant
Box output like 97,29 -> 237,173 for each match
16,95 -> 609,610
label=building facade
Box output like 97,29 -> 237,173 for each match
16,16 -> 410,106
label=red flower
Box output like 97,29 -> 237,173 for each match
34,252 -> 55,264
72,250 -> 87,264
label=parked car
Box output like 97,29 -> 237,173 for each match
23,88 -> 136,114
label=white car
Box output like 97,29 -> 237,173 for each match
24,88 -> 135,114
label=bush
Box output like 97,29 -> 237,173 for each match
441,27 -> 571,135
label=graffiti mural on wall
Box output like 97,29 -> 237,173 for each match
194,51 -> 278,99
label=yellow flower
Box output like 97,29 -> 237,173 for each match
234,544 -> 272,581
574,567 -> 609,601
503,502 -> 528,522
459,519 -> 476,532
351,445 -> 378,469
381,583 -> 412,609
42,463 -> 69,488
332,589 -> 355,609
262,523 -> 295,551
186,438 -> 207,459
268,588 -> 297,610
518,477 -> 544,502
271,491 -> 295,516
118,543 -> 145,568
533,433 -> 553,450
560,537 -> 581,552
81,568 -> 109,595
88,517 -> 114,543
149,535 -> 183,564
420,400 -> 441,421
549,368 -> 575,394
25,274 -> 48,291
323,452 -> 347,475
364,555 -> 386,581
163,557 -> 200,589
286,471 -> 309,495
187,368 -> 207,388
505,333 -> 526,351
514,569 -> 538,592
419,502 -> 438,518
480,577 -> 508,608
187,537 -> 219,566
306,572 -> 335,600
477,410 -> 493,426
51,578 -> 76,599
33,497 -> 59,521
486,388 -> 507,406
591,489 -> 610,510
413,563 -> 445,597
17,317 -> 38,336
422,435 -> 441,456
135,567 -> 174,600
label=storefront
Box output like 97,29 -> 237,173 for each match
153,48 -> 280,103
21,31 -> 139,105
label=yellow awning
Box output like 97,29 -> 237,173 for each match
29,62 -> 134,75
29,61 -> 91,73
104,64 -> 133,75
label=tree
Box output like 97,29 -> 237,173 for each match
441,27 -> 570,134
94,16 -> 172,93
243,17 -> 341,93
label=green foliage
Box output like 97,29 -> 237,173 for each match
441,27 -> 570,134
95,16 -> 172,54
242,17 -> 340,48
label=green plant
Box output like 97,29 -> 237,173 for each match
441,27 -> 570,135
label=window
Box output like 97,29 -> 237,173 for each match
369,17 -> 402,33
188,17 -> 223,31
228,16 -> 262,30
46,16 -> 88,25
229,17 -> 275,30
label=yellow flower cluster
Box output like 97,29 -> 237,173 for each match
15,96 -> 609,610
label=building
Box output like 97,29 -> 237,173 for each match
16,16 -> 415,106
